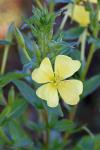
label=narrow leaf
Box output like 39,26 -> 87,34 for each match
63,27 -> 84,40
13,80 -> 42,109
0,40 -> 11,45
82,75 -> 100,99
54,119 -> 75,132
0,72 -> 28,88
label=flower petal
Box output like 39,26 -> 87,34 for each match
32,58 -> 54,83
71,5 -> 90,26
84,0 -> 97,3
55,55 -> 81,80
58,80 -> 83,105
36,83 -> 59,107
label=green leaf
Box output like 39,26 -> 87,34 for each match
13,80 -> 42,109
13,138 -> 33,149
0,126 -> 12,145
6,24 -> 14,41
82,75 -> 100,99
8,98 -> 27,118
0,72 -> 28,88
15,27 -> 31,62
8,120 -> 33,148
9,120 -> 24,141
74,135 -> 100,150
14,27 -> 25,49
13,80 -> 63,118
47,105 -> 63,128
69,49 -> 81,61
47,104 -> 63,123
0,40 -> 11,45
63,27 -> 85,40
0,106 -> 11,125
88,37 -> 100,50
50,139 -> 65,150
0,99 -> 27,125
26,121 -> 45,132
0,138 -> 5,149
23,34 -> 34,59
0,89 -> 6,106
8,86 -> 15,106
54,119 -> 75,132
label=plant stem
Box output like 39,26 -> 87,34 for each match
0,45 -> 10,74
63,105 -> 77,141
80,28 -> 87,69
45,113 -> 50,149
60,11 -> 69,30
82,126 -> 94,138
81,2 -> 99,81
42,109 -> 50,149
81,44 -> 95,81
46,128 -> 50,150
41,101 -> 50,149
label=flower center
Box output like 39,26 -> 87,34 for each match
53,75 -> 61,87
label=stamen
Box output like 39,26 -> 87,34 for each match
52,74 -> 61,87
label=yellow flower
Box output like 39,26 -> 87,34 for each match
69,4 -> 90,26
84,0 -> 97,3
32,55 -> 83,108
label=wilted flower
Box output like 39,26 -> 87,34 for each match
32,55 -> 83,107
